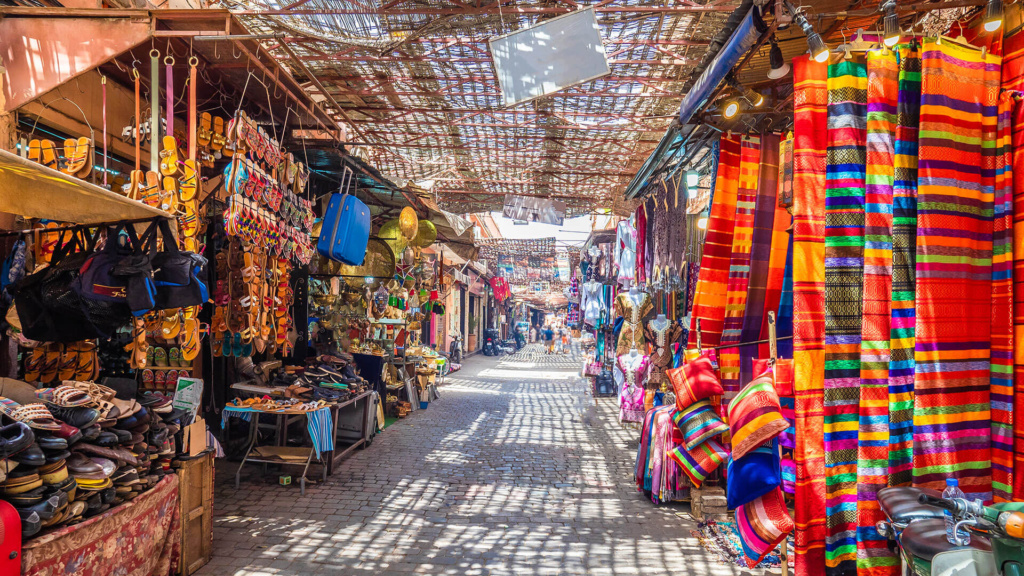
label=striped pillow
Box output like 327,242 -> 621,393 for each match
668,438 -> 728,488
666,354 -> 723,410
672,400 -> 729,450
736,488 -> 793,568
727,371 -> 789,460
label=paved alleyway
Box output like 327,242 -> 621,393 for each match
201,345 -> 762,576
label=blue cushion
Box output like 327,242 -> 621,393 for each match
726,439 -> 782,510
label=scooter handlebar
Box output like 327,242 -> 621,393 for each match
919,494 -> 955,511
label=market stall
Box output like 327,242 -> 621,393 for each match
608,1 -> 1024,573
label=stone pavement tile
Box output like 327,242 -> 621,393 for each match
198,344 -> 771,576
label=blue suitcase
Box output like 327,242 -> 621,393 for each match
317,168 -> 370,265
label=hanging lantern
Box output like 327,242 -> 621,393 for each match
399,207 -> 419,240
411,219 -> 437,247
379,218 -> 408,255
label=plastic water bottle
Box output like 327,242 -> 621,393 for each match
942,478 -> 970,545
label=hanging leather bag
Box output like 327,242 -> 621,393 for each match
149,219 -> 209,309
13,227 -> 124,341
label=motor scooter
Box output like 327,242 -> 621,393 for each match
877,486 -> 1024,576
482,329 -> 502,357
448,331 -> 463,364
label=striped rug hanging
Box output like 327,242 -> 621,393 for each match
913,39 -> 1000,502
856,49 -> 898,576
740,132 -> 781,385
720,135 -> 762,399
759,136 -> 793,361
823,56 -> 867,576
1012,93 -> 1024,501
888,42 -> 921,490
991,91 -> 1015,503
688,134 -> 743,349
792,54 -> 829,576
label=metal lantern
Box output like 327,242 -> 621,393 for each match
411,219 -> 437,247
399,206 -> 419,240
379,218 -> 408,255
403,246 -> 415,266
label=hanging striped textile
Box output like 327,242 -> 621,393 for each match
740,132 -> 781,385
779,132 -> 795,209
720,135 -> 762,399
823,56 -> 867,576
1004,30 -> 1024,92
760,135 -> 793,361
1012,94 -> 1024,501
856,49 -> 898,576
777,232 -> 795,359
913,39 -> 999,502
888,43 -> 921,489
688,134 -> 743,349
792,55 -> 829,576
991,91 -> 1015,503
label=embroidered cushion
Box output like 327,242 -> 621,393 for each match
727,371 -> 789,460
736,488 -> 794,568
668,438 -> 728,488
666,354 -> 723,410
726,439 -> 782,510
673,400 -> 729,450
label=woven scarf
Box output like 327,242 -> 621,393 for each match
991,91 -> 1015,503
1012,94 -> 1024,501
779,132 -> 795,209
856,49 -> 898,576
823,57 -> 867,576
1005,29 -> 1024,92
720,135 -> 761,398
913,39 -> 999,502
887,43 -> 921,490
688,134 -> 742,348
778,231 -> 795,359
792,55 -> 829,576
740,132 -> 781,385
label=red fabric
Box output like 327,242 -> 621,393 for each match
791,54 -> 828,576
23,475 -> 181,576
635,203 -> 647,285
1004,30 -> 1024,91
1012,94 -> 1024,501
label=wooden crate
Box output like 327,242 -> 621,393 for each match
177,451 -> 214,575
690,485 -> 728,521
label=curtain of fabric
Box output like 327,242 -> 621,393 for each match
823,57 -> 868,576
991,91 -> 1015,503
719,135 -> 762,399
688,134 -> 743,348
856,49 -> 898,576
739,132 -> 781,385
1012,94 -> 1024,501
888,42 -> 921,490
912,39 -> 1000,502
792,55 -> 829,576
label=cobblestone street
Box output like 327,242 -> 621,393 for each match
202,345 -> 762,576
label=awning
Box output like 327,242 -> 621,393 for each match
0,149 -> 171,225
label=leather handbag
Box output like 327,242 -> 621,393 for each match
316,167 -> 370,265
13,227 -> 125,341
74,223 -> 152,314
148,219 -> 209,309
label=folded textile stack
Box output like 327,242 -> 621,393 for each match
0,379 -> 192,539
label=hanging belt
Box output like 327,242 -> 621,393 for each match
150,48 -> 160,172
189,56 -> 198,162
101,76 -> 108,187
165,54 -> 175,147
134,69 -> 141,172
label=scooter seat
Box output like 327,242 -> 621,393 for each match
878,486 -> 945,524
900,518 -> 991,563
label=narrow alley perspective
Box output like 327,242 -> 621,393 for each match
201,346 -> 762,576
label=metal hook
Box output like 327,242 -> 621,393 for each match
232,43 -> 243,60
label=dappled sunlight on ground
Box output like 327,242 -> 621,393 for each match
201,344 -> 765,576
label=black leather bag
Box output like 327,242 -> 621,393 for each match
13,227 -> 127,342
149,219 -> 208,309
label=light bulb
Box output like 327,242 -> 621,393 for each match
984,0 -> 1004,32
697,217 -> 709,230
883,10 -> 900,47
723,100 -> 741,119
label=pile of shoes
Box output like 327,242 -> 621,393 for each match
0,379 -> 191,539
